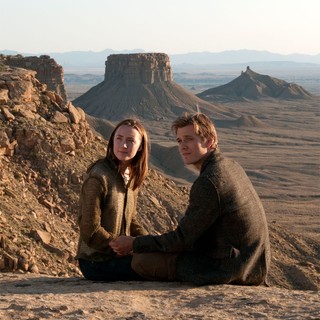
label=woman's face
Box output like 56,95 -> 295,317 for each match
113,125 -> 142,164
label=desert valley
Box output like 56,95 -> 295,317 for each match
0,53 -> 319,319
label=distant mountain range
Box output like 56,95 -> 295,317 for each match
1,49 -> 319,71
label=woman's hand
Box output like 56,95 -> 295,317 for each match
110,236 -> 135,256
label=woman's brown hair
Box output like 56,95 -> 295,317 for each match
88,119 -> 149,190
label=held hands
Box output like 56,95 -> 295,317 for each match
109,236 -> 135,256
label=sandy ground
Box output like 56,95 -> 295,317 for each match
0,273 -> 319,320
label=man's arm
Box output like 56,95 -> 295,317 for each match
111,177 -> 220,254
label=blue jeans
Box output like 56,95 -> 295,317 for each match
78,256 -> 145,282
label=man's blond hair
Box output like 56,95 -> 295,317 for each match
172,113 -> 218,150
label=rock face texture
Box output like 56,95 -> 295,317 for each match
0,64 -> 89,157
73,53 -> 230,121
198,66 -> 313,101
104,53 -> 173,84
0,54 -> 67,102
0,63 -> 98,275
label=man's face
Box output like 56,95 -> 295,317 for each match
176,124 -> 211,166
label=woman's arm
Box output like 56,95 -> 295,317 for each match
79,177 -> 114,250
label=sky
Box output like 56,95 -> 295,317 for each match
1,0 -> 319,55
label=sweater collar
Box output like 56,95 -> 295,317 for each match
200,148 -> 220,174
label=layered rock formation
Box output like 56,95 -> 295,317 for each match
0,54 -> 67,102
0,64 -> 89,157
104,53 -> 173,84
198,66 -> 313,101
0,63 -> 98,274
73,53 -> 231,121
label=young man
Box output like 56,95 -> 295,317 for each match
110,113 -> 271,286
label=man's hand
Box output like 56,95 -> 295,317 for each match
109,236 -> 135,256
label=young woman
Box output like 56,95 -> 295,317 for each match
76,118 -> 149,281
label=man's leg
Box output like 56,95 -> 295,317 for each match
131,253 -> 178,281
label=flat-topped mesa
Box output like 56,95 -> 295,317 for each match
0,54 -> 67,102
73,52 -> 229,121
104,53 -> 173,85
